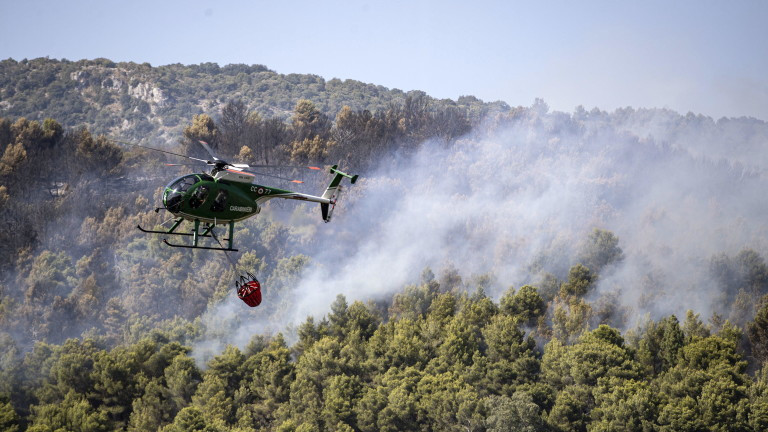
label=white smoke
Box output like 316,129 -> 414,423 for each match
193,104 -> 768,360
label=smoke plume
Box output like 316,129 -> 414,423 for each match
193,104 -> 768,360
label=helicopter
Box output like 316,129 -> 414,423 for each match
111,138 -> 358,305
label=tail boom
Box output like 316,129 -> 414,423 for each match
254,165 -> 358,223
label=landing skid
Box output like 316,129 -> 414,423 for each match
137,218 -> 237,252
163,239 -> 238,252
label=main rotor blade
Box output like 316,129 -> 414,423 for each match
109,138 -> 211,165
245,163 -> 323,170
163,162 -> 202,167
230,168 -> 305,183
110,137 -> 313,184
198,140 -> 220,161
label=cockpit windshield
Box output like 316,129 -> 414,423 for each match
163,174 -> 207,213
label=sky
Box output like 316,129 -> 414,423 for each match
1,0 -> 767,120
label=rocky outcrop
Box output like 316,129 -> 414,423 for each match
128,82 -> 167,107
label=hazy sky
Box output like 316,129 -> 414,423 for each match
1,0 -> 766,120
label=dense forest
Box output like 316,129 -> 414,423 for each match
2,57 -> 768,430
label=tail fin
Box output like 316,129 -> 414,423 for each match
320,165 -> 358,223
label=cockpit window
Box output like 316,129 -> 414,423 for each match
164,175 -> 199,213
172,176 -> 197,192
189,185 -> 210,209
210,189 -> 228,212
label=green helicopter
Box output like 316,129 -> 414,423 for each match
115,139 -> 358,252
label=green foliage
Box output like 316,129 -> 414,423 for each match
183,114 -> 220,156
590,377 -> 657,432
550,325 -> 640,389
415,371 -> 484,431
750,365 -> 768,431
552,296 -> 593,343
192,345 -> 245,425
500,285 -> 546,325
682,309 -> 710,342
165,355 -> 202,413
656,336 -> 750,431
345,301 -> 381,341
162,406 -> 223,432
560,264 -> 595,298
634,315 -> 685,374
482,314 -> 539,395
484,393 -> 547,432
547,384 -> 591,432
748,295 -> 768,366
74,128 -> 122,174
0,141 -> 26,177
28,384 -> 112,431
710,248 -> 768,327
3,275 -> 766,431
389,281 -> 439,320
0,394 -> 20,432
578,229 -> 624,274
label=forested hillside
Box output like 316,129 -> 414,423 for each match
2,57 -> 768,430
0,58 -> 508,142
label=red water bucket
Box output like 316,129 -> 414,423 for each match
237,280 -> 262,307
